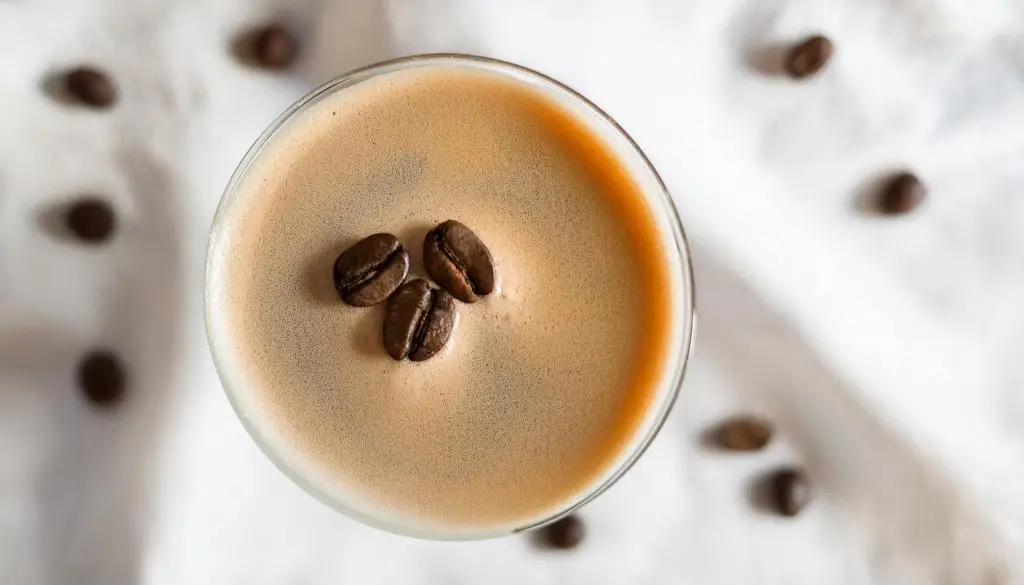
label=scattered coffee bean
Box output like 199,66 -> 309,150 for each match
253,23 -> 298,70
785,35 -> 833,80
534,514 -> 586,550
66,197 -> 117,244
383,278 -> 457,361
768,467 -> 811,517
77,349 -> 127,408
333,233 -> 409,307
62,67 -> 118,109
878,171 -> 926,215
710,416 -> 773,452
423,220 -> 495,303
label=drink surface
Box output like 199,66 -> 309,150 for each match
211,63 -> 676,532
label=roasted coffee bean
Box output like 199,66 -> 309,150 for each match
785,35 -> 833,79
253,23 -> 298,70
383,279 -> 457,361
534,514 -> 586,550
333,233 -> 409,307
768,467 -> 811,517
77,349 -> 127,408
878,172 -> 926,215
423,220 -> 495,303
62,67 -> 118,109
711,416 -> 773,452
66,197 -> 117,243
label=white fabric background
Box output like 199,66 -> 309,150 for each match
3,0 -> 1024,583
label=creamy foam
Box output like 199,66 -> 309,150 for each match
209,64 -> 680,533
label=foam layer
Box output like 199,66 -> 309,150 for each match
211,64 -> 676,532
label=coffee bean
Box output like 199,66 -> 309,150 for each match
423,220 -> 495,303
534,514 -> 585,550
710,416 -> 773,452
77,349 -> 127,408
333,233 -> 409,307
62,67 -> 118,109
878,172 -> 926,215
253,24 -> 298,70
66,197 -> 117,244
768,467 -> 811,517
785,35 -> 833,79
383,279 -> 457,361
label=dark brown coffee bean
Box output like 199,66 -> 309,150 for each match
878,172 -> 926,215
711,416 -> 773,452
253,24 -> 298,70
333,233 -> 409,307
77,349 -> 127,408
534,514 -> 585,550
785,35 -> 833,79
66,197 -> 117,244
62,67 -> 118,109
768,467 -> 811,517
423,220 -> 495,303
383,279 -> 457,361
409,289 -> 456,362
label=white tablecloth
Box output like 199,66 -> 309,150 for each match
3,0 -> 1024,583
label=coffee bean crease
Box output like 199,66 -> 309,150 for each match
333,233 -> 409,307
424,220 -> 495,303
384,279 -> 456,361
785,35 -> 833,80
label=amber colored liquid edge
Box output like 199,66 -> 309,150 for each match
522,87 -> 675,484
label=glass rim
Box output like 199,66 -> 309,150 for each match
204,53 -> 697,541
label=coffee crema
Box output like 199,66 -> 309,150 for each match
209,63 -> 679,533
